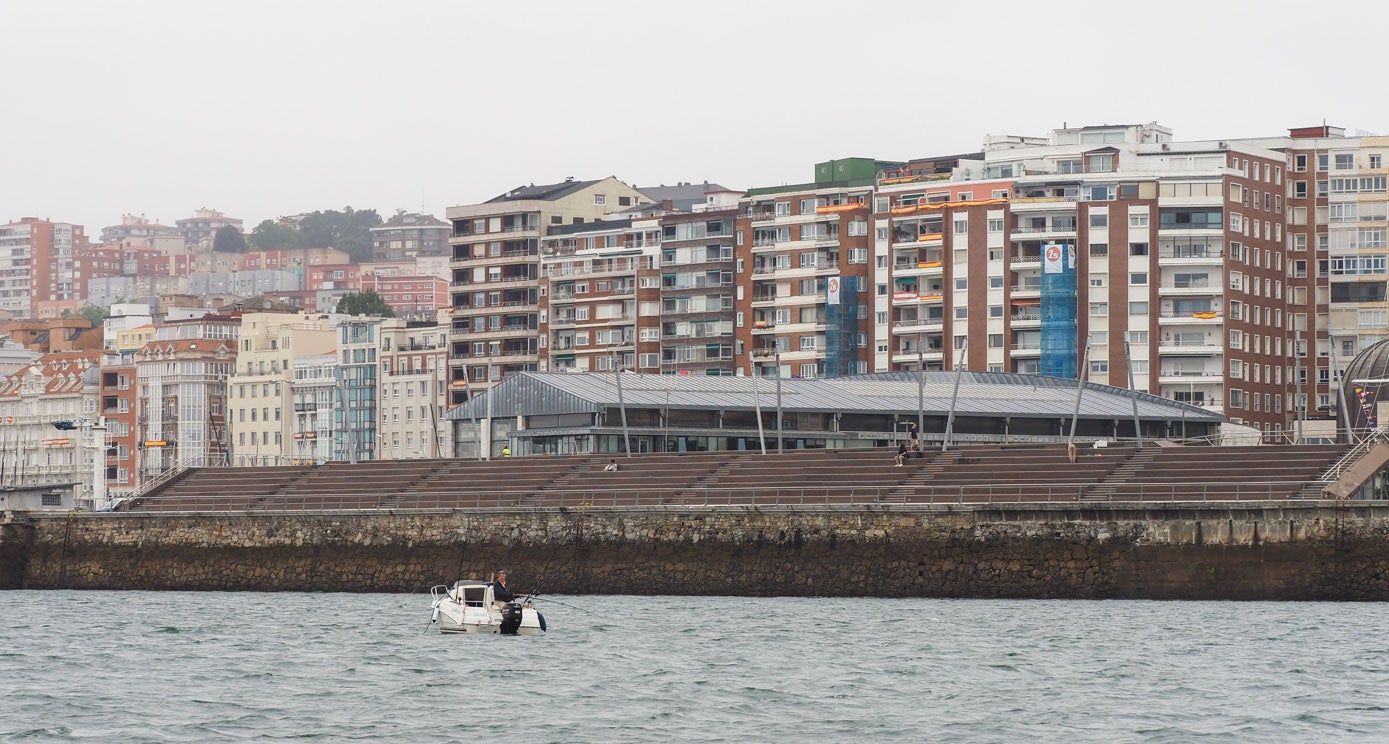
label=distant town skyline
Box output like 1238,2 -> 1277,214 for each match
4,0 -> 1385,231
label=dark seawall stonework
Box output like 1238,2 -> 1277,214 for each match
4,503 -> 1389,599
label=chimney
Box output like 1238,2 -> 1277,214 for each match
661,200 -> 674,210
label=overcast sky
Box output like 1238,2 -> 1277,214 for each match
3,0 -> 1384,234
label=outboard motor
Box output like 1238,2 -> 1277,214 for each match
499,601 -> 524,635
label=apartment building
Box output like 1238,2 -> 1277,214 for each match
100,214 -> 182,245
370,212 -> 451,261
657,206 -> 740,375
377,311 -> 450,459
737,159 -> 884,379
873,123 -> 1300,438
0,351 -> 101,504
337,318 -> 379,462
359,274 -> 448,319
446,176 -> 649,404
135,336 -> 236,477
177,208 -> 242,248
290,354 -> 336,463
539,215 -> 662,375
1244,126 -> 1389,428
0,218 -> 87,316
98,357 -> 139,494
228,311 -> 336,464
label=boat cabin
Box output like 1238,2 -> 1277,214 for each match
451,580 -> 495,606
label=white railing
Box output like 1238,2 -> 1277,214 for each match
1321,429 -> 1386,483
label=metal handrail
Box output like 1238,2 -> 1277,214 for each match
1321,429 -> 1385,482
119,478 -> 1330,513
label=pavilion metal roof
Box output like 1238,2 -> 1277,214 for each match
446,371 -> 1222,423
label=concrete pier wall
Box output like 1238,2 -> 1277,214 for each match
4,503 -> 1388,600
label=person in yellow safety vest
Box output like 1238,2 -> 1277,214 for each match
502,446 -> 511,458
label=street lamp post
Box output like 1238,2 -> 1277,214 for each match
611,348 -> 632,457
749,358 -> 767,455
773,349 -> 783,455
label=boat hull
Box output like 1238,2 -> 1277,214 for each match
432,601 -> 544,635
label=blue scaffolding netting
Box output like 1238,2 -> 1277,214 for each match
1040,243 -> 1077,379
825,275 -> 860,378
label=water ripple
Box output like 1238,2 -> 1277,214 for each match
2,592 -> 1389,742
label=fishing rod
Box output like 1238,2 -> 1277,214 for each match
525,595 -> 592,614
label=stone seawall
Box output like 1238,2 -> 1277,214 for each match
4,503 -> 1389,599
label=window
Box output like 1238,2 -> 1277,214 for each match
1293,154 -> 1307,172
594,194 -> 606,205
799,336 -> 818,350
953,218 -> 968,234
1090,302 -> 1108,316
848,220 -> 867,236
1090,243 -> 1109,257
989,305 -> 1003,318
848,248 -> 867,263
1130,242 -> 1149,256
1129,212 -> 1149,228
1130,272 -> 1148,286
1129,301 -> 1149,315
987,333 -> 1004,349
989,276 -> 1003,289
1090,360 -> 1109,375
1090,214 -> 1108,228
1372,154 -> 1384,170
1336,153 -> 1355,170
1088,153 -> 1114,172
987,218 -> 1004,232
955,277 -> 968,290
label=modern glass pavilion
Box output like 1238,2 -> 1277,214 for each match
446,371 -> 1222,458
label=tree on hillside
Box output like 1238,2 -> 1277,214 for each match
298,207 -> 382,263
336,291 -> 395,317
248,219 -> 303,250
213,225 -> 248,253
77,305 -> 111,324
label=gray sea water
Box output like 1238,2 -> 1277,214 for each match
2,592 -> 1388,743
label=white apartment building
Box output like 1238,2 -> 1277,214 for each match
290,353 -> 337,463
377,311 -> 451,459
229,312 -> 336,464
0,352 -> 101,506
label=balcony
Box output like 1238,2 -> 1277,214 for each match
1157,370 -> 1224,385
1010,343 -> 1042,357
1158,280 -> 1220,297
750,293 -> 778,307
1010,253 -> 1042,267
1010,312 -> 1042,328
1010,284 -> 1042,298
1009,196 -> 1079,212
1011,222 -> 1078,240
1159,311 -> 1222,325
1158,338 -> 1223,356
892,317 -> 944,334
1158,249 -> 1224,266
890,349 -> 943,366
893,260 -> 944,278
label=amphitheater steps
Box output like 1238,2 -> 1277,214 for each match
1084,448 -> 1158,501
680,453 -> 752,497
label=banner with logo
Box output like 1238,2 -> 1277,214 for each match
827,275 -> 841,305
1043,243 -> 1063,274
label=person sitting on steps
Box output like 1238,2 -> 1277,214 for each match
604,459 -> 619,472
895,442 -> 908,467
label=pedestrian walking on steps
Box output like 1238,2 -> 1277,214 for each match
1067,442 -> 1077,464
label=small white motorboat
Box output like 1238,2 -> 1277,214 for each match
429,580 -> 546,635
